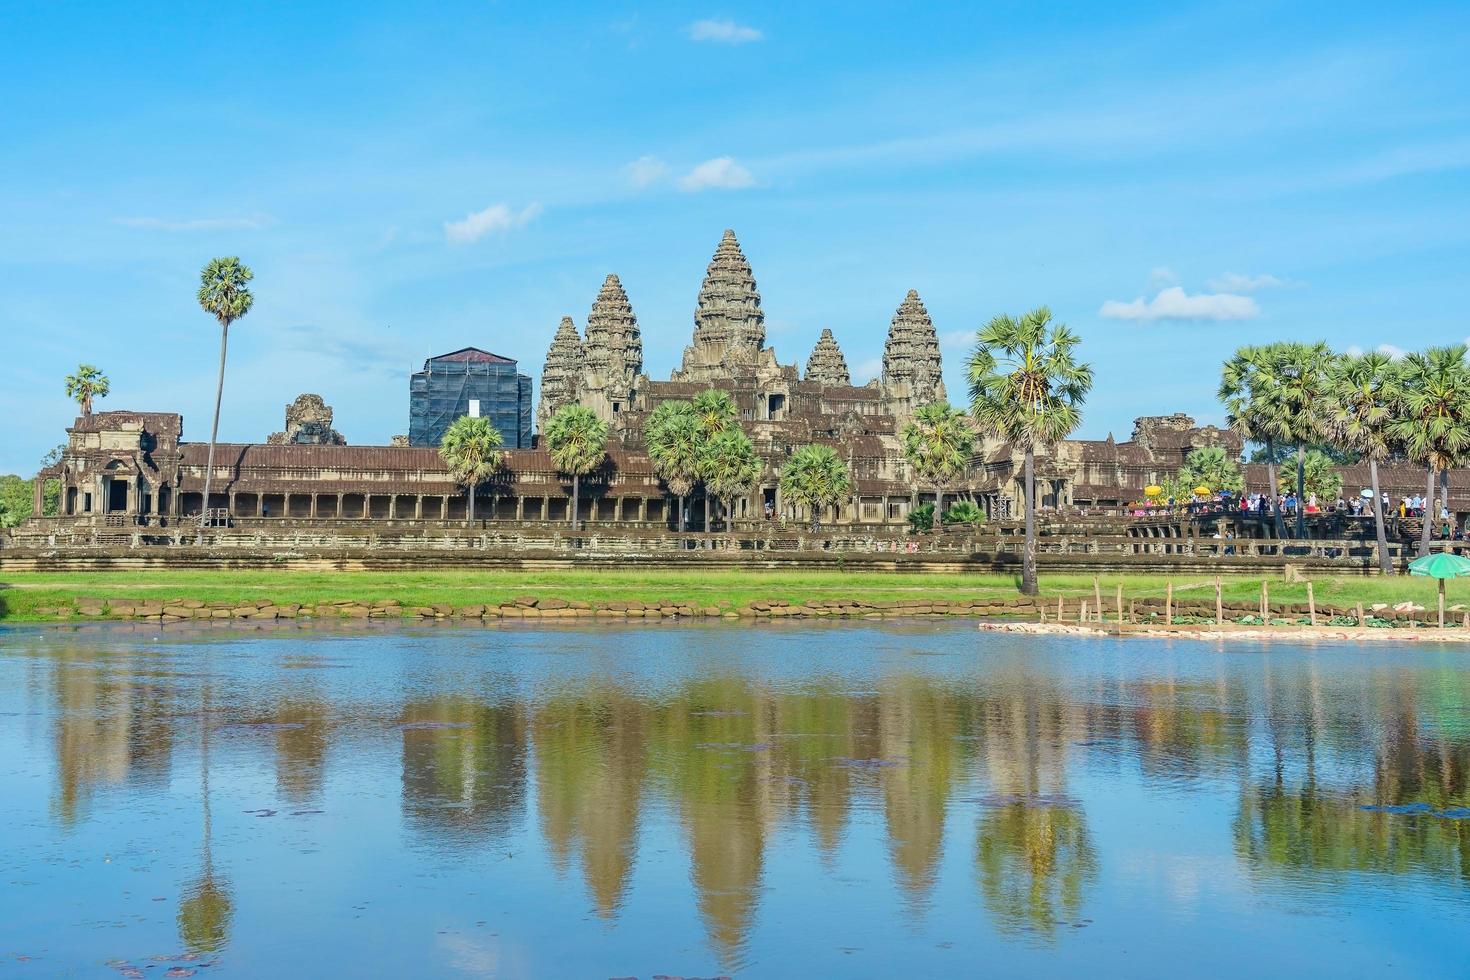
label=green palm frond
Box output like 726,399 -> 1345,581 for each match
544,405 -> 610,477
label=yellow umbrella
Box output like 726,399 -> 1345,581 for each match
1144,485 -> 1163,497
1193,485 -> 1211,496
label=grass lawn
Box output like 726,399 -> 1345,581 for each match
0,568 -> 1460,621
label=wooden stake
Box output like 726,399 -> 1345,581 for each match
1215,577 -> 1224,625
1165,581 -> 1173,624
1039,604 -> 1047,624
1080,600 -> 1088,624
1356,602 -> 1366,627
1115,585 -> 1124,626
1093,577 -> 1104,624
1129,599 -> 1136,624
1439,578 -> 1446,629
1057,596 -> 1064,622
1260,580 -> 1269,620
1307,581 -> 1316,626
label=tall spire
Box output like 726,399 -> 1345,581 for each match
537,316 -> 583,432
804,328 -> 851,386
881,289 -> 946,409
583,274 -> 641,386
684,229 -> 765,369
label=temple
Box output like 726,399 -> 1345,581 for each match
31,229 -> 1276,533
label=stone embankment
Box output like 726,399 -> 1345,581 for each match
42,596 -> 1043,623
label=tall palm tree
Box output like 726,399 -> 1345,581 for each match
702,429 -> 762,533
778,445 -> 852,532
1388,345 -> 1470,555
195,257 -> 254,542
1323,352 -> 1400,573
1177,446 -> 1244,495
544,405 -> 609,527
646,400 -> 701,533
1267,341 -> 1334,536
968,307 -> 1093,596
1219,346 -> 1290,539
900,402 -> 975,530
63,364 -> 110,416
691,389 -> 737,531
438,415 -> 505,522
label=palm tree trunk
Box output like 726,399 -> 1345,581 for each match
1370,458 -> 1393,575
677,494 -> 686,534
935,487 -> 944,533
1295,443 -> 1307,538
1264,440 -> 1286,539
703,493 -> 710,533
1421,466 -> 1435,555
468,483 -> 475,522
571,474 -> 580,528
196,322 -> 229,545
1440,468 -> 1450,530
1021,445 -> 1038,596
82,393 -> 92,416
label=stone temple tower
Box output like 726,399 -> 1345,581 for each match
804,328 -> 851,386
537,315 -> 584,433
881,289 -> 946,416
674,229 -> 778,381
580,274 -> 642,422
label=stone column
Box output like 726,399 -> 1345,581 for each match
415,496 -> 423,520
515,495 -> 524,520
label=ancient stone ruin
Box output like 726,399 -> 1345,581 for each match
266,394 -> 346,446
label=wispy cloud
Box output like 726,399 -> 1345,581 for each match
1099,286 -> 1259,323
688,19 -> 763,44
678,157 -> 755,192
1207,272 -> 1286,292
624,155 -> 669,188
117,213 -> 277,232
443,202 -> 542,244
1148,266 -> 1179,290
940,329 -> 974,350
1346,343 -> 1408,360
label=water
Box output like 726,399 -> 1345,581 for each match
2,621 -> 1467,978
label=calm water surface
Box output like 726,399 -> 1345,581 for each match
2,621 -> 1468,978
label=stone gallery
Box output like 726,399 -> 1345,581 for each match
36,230 -> 1236,531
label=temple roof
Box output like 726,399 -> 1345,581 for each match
424,347 -> 517,366
881,290 -> 945,405
804,328 -> 851,386
583,273 -> 641,383
685,229 -> 765,365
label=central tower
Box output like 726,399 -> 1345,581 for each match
674,229 -> 777,381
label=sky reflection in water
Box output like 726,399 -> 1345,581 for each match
2,622 -> 1468,977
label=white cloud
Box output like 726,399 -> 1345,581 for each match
443,202 -> 542,244
678,157 -> 755,192
1148,266 -> 1179,290
624,155 -> 669,188
940,329 -> 973,350
1207,272 -> 1286,292
1377,343 -> 1408,360
853,357 -> 883,384
688,19 -> 763,44
118,213 -> 276,232
1099,286 -> 1259,323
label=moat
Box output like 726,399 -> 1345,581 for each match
2,622 -> 1467,977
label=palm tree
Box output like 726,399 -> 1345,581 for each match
1177,446 -> 1244,495
195,257 -> 254,542
778,445 -> 852,532
544,405 -> 609,527
968,307 -> 1093,596
1388,345 -> 1470,555
63,364 -> 110,416
1268,341 -> 1334,536
691,389 -> 737,530
1323,352 -> 1400,574
646,400 -> 701,533
438,415 -> 505,522
900,402 -> 975,531
1219,346 -> 1289,538
702,429 -> 762,533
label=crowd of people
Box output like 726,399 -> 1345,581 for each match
1127,488 -> 1466,539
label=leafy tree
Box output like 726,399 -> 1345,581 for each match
900,402 -> 975,530
968,307 -> 1093,596
691,389 -> 738,529
1276,449 -> 1343,503
1323,351 -> 1400,574
63,364 -> 109,416
943,500 -> 985,526
438,415 -> 505,521
0,475 -> 31,528
701,429 -> 761,532
1177,446 -> 1244,495
544,405 -> 609,527
778,445 -> 852,531
1220,346 -> 1289,538
195,257 -> 254,541
646,400 -> 700,532
1387,345 -> 1470,555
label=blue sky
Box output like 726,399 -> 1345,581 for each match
3,1 -> 1468,474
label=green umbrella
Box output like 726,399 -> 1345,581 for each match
1407,552 -> 1470,628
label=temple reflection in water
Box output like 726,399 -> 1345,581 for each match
15,628 -> 1470,967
